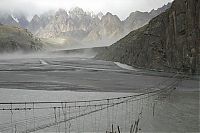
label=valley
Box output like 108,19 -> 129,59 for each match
0,0 -> 199,132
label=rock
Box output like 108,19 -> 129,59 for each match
123,3 -> 172,33
96,0 -> 200,74
13,13 -> 29,28
0,13 -> 19,27
84,12 -> 124,42
36,8 -> 100,39
0,25 -> 43,52
28,15 -> 43,33
36,4 -> 172,46
0,4 -> 173,48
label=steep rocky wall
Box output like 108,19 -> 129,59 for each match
96,0 -> 199,74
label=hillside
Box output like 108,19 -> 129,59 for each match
96,0 -> 200,74
123,3 -> 171,33
0,25 -> 43,52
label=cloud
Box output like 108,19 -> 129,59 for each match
0,0 -> 173,20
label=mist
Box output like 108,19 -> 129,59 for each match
0,49 -> 97,61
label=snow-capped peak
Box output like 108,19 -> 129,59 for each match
11,14 -> 19,23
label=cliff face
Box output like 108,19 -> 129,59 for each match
36,8 -> 100,39
84,12 -> 124,42
123,3 -> 172,33
96,0 -> 200,73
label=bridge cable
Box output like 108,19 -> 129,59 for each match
107,99 -> 110,131
82,102 -> 86,132
94,105 -> 97,132
125,100 -> 128,130
61,103 -> 67,133
58,107 -> 61,133
78,105 -> 81,133
25,103 -> 27,133
32,103 -> 35,132
97,104 -> 102,132
10,103 -> 13,133
68,106 -> 71,133
53,107 -> 57,133
0,79 -> 179,133
111,100 -> 114,127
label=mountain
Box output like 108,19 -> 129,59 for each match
149,3 -> 172,17
96,0 -> 199,74
26,11 -> 54,34
0,12 -> 30,29
11,12 -> 29,28
0,24 -> 43,52
83,4 -> 171,45
97,12 -> 104,19
27,15 -> 43,33
0,4 -> 172,49
124,3 -> 172,33
0,12 -> 19,27
84,12 -> 124,42
124,11 -> 150,33
36,4 -> 171,42
36,8 -> 100,39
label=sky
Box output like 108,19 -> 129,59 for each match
0,0 -> 173,20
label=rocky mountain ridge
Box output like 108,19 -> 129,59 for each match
124,3 -> 172,33
96,0 -> 199,73
0,4 -> 172,48
83,12 -> 124,42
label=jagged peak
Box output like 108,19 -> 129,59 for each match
29,15 -> 40,23
56,9 -> 68,15
102,12 -> 121,22
105,12 -> 113,16
97,12 -> 104,19
149,2 -> 172,14
32,15 -> 40,20
129,11 -> 148,16
69,7 -> 85,15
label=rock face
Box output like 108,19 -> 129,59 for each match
0,13 -> 19,27
0,4 -> 172,48
149,3 -> 172,17
124,3 -> 172,33
124,11 -> 150,32
0,12 -> 30,28
36,8 -> 100,39
34,5 -> 171,47
28,15 -> 43,33
13,13 -> 29,28
0,25 -> 43,52
27,11 -> 55,34
96,0 -> 199,73
84,12 -> 124,42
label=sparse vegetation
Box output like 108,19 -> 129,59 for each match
0,25 -> 43,52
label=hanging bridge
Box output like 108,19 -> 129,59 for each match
0,74 -> 182,133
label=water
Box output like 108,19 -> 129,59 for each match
0,53 -> 199,132
0,53 -> 172,92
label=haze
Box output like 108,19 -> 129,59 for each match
0,0 -> 173,20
